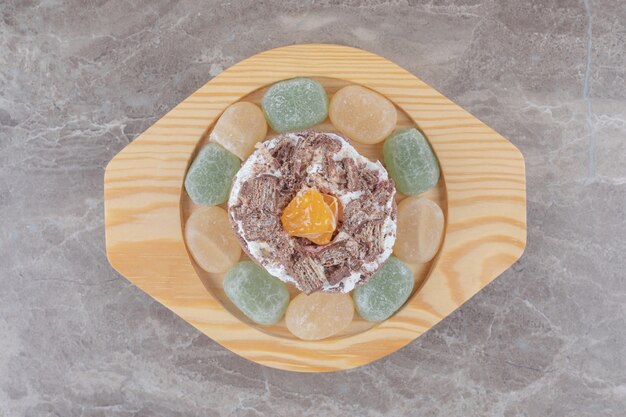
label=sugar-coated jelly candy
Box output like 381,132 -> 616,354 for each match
329,85 -> 397,144
383,128 -> 440,195
184,143 -> 241,205
209,102 -> 267,160
286,292 -> 354,340
184,206 -> 241,273
223,261 -> 290,325
394,197 -> 444,264
262,78 -> 328,132
353,256 -> 414,322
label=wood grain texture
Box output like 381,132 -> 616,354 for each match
104,44 -> 526,372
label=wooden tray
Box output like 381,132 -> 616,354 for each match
104,44 -> 526,372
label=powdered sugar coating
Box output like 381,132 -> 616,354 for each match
261,78 -> 328,133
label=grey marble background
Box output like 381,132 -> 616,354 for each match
1,0 -> 625,416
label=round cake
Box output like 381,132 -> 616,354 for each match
228,131 -> 397,293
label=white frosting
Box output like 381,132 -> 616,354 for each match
307,163 -> 323,175
229,132 -> 397,293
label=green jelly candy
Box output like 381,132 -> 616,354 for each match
383,128 -> 440,195
353,256 -> 414,322
184,143 -> 240,205
224,261 -> 290,325
261,78 -> 328,132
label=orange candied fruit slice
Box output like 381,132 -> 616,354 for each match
305,232 -> 334,246
281,189 -> 339,244
323,194 -> 340,222
303,194 -> 340,245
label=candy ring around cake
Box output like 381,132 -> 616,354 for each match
104,44 -> 527,372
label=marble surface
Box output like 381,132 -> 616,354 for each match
1,0 -> 625,415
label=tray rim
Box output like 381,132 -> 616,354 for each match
104,43 -> 527,372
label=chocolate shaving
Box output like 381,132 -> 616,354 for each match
291,254 -> 327,294
343,197 -> 384,232
241,212 -> 279,241
269,139 -> 294,164
375,180 -> 395,206
326,265 -> 350,286
355,220 -> 384,259
316,240 -> 352,268
323,153 -> 345,185
344,158 -> 362,191
361,169 -> 380,193
308,132 -> 342,153
250,174 -> 281,212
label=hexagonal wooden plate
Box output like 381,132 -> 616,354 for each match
104,44 -> 526,372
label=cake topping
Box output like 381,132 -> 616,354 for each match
228,131 -> 397,294
280,188 -> 339,245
